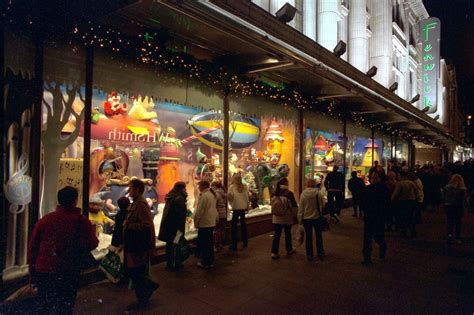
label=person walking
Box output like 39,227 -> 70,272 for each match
385,171 -> 397,231
158,181 -> 188,270
348,171 -> 365,217
271,178 -> 298,259
211,181 -> 227,252
391,171 -> 419,238
443,174 -> 467,244
123,179 -> 159,311
360,171 -> 389,266
194,180 -> 219,268
410,171 -> 424,228
298,179 -> 325,261
324,165 -> 345,222
29,186 -> 98,315
228,173 -> 250,251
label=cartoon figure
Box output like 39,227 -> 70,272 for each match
128,95 -> 158,121
194,148 -> 214,181
103,91 -> 127,117
228,153 -> 239,177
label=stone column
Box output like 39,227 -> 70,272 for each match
339,5 -> 349,61
253,0 -> 270,11
303,0 -> 317,41
348,0 -> 369,71
368,0 -> 393,87
317,0 -> 340,51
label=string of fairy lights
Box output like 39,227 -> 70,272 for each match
4,11 -> 445,147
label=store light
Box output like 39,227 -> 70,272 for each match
366,66 -> 377,78
410,94 -> 420,104
333,40 -> 346,58
389,82 -> 398,92
275,3 -> 297,23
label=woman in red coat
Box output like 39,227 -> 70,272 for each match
29,186 -> 98,315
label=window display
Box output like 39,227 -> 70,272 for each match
229,97 -> 299,218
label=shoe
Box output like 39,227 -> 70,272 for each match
318,253 -> 325,260
307,256 -> 314,261
287,249 -> 296,256
271,253 -> 280,260
361,260 -> 373,266
126,300 -> 149,312
197,262 -> 212,269
447,235 -> 454,244
332,215 -> 340,223
143,281 -> 159,300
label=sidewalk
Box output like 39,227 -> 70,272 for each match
74,209 -> 474,314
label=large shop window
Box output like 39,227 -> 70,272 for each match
229,96 -> 300,218
346,123 -> 373,185
304,111 -> 344,187
89,51 -> 224,254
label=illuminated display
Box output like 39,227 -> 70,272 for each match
419,17 -> 441,114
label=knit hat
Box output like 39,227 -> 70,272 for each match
195,148 -> 206,162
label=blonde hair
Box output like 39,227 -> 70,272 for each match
232,173 -> 245,193
449,174 -> 466,190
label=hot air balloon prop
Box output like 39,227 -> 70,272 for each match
362,140 -> 379,167
264,118 -> 284,161
184,111 -> 260,150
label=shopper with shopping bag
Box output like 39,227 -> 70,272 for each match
298,179 -> 326,261
158,181 -> 188,270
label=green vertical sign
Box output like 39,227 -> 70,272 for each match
419,17 -> 441,114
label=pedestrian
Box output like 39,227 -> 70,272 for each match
391,171 -> 419,238
348,171 -> 365,217
360,171 -> 389,266
123,179 -> 159,311
111,196 -> 130,248
409,171 -> 424,227
324,165 -> 345,222
211,181 -> 227,252
158,181 -> 188,271
29,186 -> 98,315
228,173 -> 250,251
271,177 -> 298,259
194,180 -> 219,268
443,174 -> 467,244
385,171 -> 397,231
298,179 -> 325,261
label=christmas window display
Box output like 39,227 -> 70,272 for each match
304,128 -> 344,184
87,90 -> 223,253
228,97 -> 299,219
395,141 -> 409,164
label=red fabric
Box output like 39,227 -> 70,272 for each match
28,206 -> 99,274
103,101 -> 127,116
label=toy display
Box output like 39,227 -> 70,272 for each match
305,129 -> 344,181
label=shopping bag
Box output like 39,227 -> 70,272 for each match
292,224 -> 305,248
99,250 -> 124,284
170,236 -> 190,269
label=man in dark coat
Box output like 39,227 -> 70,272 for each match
324,165 -> 345,222
348,171 -> 365,217
158,181 -> 188,270
360,171 -> 390,266
123,179 -> 159,311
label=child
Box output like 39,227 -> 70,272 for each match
89,193 -> 115,235
111,196 -> 130,248
211,181 -> 227,252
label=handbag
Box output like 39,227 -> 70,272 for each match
316,195 -> 330,232
99,249 -> 124,283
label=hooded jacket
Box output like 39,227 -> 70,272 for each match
298,187 -> 325,223
158,190 -> 187,243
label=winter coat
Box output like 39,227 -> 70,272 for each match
413,178 -> 424,203
391,179 -> 419,202
348,177 -> 365,199
28,205 -> 98,275
324,171 -> 345,191
194,189 -> 219,228
123,195 -> 156,269
158,191 -> 187,243
361,182 -> 389,221
443,184 -> 466,208
214,188 -> 228,219
228,184 -> 249,211
298,187 -> 325,223
272,189 -> 298,225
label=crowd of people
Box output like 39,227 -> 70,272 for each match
26,159 -> 473,313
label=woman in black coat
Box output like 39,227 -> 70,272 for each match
158,181 -> 188,270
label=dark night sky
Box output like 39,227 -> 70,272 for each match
423,0 -> 474,115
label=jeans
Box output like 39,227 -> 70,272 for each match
397,200 -> 416,237
363,217 -> 386,261
34,272 -> 80,315
214,218 -> 227,250
197,227 -> 215,266
128,265 -> 158,302
352,196 -> 363,217
272,224 -> 292,254
231,210 -> 248,248
303,219 -> 324,257
327,191 -> 343,216
446,205 -> 462,239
